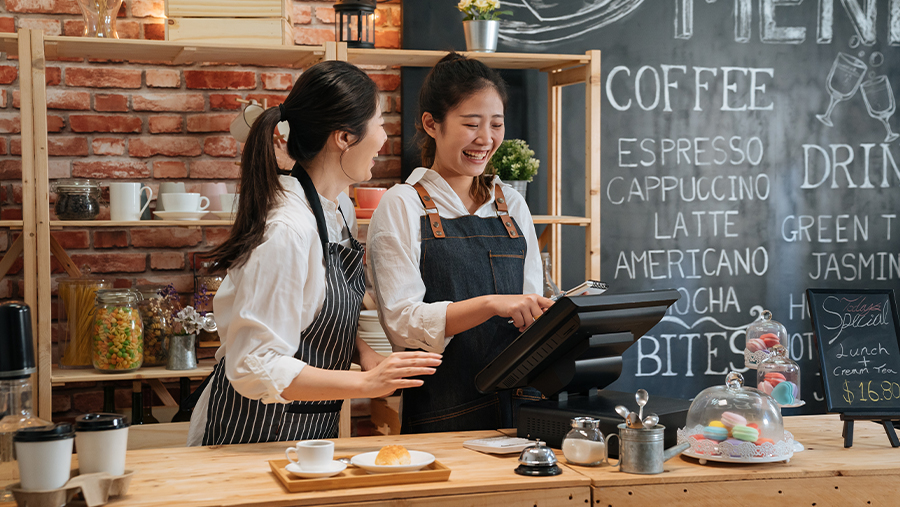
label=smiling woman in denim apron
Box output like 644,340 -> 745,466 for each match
367,54 -> 554,434
186,61 -> 441,446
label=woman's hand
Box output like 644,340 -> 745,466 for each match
361,351 -> 442,398
358,346 -> 386,372
489,294 -> 554,331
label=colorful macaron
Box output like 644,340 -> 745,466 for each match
731,424 -> 760,442
764,372 -> 786,386
771,381 -> 797,405
746,337 -> 767,352
720,411 -> 747,429
760,333 -> 781,347
703,422 -> 729,441
757,380 -> 774,395
722,438 -> 745,457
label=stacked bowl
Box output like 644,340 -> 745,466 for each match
359,310 -> 392,356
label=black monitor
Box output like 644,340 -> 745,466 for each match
475,289 -> 680,397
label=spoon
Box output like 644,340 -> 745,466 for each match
626,411 -> 642,429
615,404 -> 631,421
635,389 -> 649,421
336,457 -> 353,466
642,413 -> 659,429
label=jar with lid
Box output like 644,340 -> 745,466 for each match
91,289 -> 144,372
135,285 -> 172,367
562,416 -> 607,466
52,179 -> 101,220
743,309 -> 789,369
757,344 -> 801,407
57,274 -> 112,368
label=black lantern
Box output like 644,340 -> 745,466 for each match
334,0 -> 377,49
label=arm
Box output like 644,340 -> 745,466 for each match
446,294 -> 554,335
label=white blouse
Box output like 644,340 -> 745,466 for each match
366,168 -> 542,354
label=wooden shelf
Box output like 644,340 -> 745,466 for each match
346,48 -> 589,71
0,220 -> 24,228
355,215 -> 590,227
50,219 -> 232,228
51,359 -> 215,385
42,35 -> 325,68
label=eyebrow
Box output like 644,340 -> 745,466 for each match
458,114 -> 505,118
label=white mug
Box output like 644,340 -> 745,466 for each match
155,182 -> 187,216
285,440 -> 334,471
229,102 -> 264,143
160,192 -> 210,213
109,182 -> 152,222
219,193 -> 239,214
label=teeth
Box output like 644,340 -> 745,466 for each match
463,150 -> 488,160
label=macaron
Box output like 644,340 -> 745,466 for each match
755,438 -> 775,446
722,438 -> 744,457
720,411 -> 747,429
760,333 -> 781,347
732,424 -> 760,442
703,425 -> 729,441
757,380 -> 774,394
772,381 -> 796,405
764,372 -> 786,386
746,337 -> 767,352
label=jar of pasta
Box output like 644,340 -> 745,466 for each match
57,275 -> 112,368
136,285 -> 171,367
91,289 -> 144,373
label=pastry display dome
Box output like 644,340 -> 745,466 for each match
757,344 -> 803,407
677,372 -> 795,464
743,310 -> 789,368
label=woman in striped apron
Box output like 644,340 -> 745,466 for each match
367,54 -> 554,434
187,61 -> 441,446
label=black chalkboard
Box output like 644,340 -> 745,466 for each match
402,1 -> 900,414
807,289 -> 900,414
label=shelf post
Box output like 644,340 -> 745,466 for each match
546,69 -> 563,283
585,50 -> 601,280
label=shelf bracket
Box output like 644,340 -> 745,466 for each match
49,234 -> 82,278
0,234 -> 24,279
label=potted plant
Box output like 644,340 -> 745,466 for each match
487,139 -> 540,199
457,0 -> 511,53
161,285 -> 216,370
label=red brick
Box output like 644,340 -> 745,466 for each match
18,18 -> 61,35
205,227 -> 231,247
0,16 -> 15,33
0,89 -> 6,108
293,27 -> 334,46
390,6 -> 401,26
148,115 -> 183,133
146,69 -> 180,88
6,0 -> 80,14
63,19 -> 85,37
293,4 -> 311,24
375,29 -> 400,49
203,136 -> 238,157
48,136 -> 89,156
143,21 -> 165,40
0,279 -> 11,298
73,160 -> 150,179
190,160 -> 240,179
185,114 -> 233,133
92,138 -> 125,156
0,160 -> 21,179
374,8 -> 390,27
129,136 -> 201,158
70,114 -> 142,133
10,183 -> 21,203
72,391 -> 103,414
261,72 -> 293,91
51,393 -> 71,413
0,113 -> 20,133
371,158 -> 400,179
132,0 -> 165,17
392,138 -> 402,156
378,139 -> 390,156
116,20 -> 141,39
45,89 -> 90,110
136,274 -> 193,293
48,115 -> 66,132
383,120 -> 401,137
150,251 -> 185,270
1,208 -> 22,220
245,93 -> 287,107
209,93 -> 243,110
46,67 -> 62,86
48,159 -> 70,179
314,7 -> 335,23
131,228 -> 201,248
51,230 -> 90,249
0,138 -> 6,155
153,160 -> 187,178
94,93 -> 128,112
184,70 -> 256,90
369,73 -> 400,92
92,230 -> 128,249
379,94 -> 391,114
65,67 -> 142,88
7,138 -> 17,155
133,93 -> 204,112
69,253 -> 146,273
0,65 -> 16,85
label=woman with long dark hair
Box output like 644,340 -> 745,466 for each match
188,61 -> 441,446
367,53 -> 553,434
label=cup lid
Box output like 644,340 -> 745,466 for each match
74,413 -> 130,431
0,302 -> 36,379
14,422 -> 75,442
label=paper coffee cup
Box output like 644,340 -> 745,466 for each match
74,413 -> 130,476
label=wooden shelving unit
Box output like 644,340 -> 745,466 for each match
49,220 -> 233,227
51,361 -> 215,385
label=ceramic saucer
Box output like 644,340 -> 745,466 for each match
212,211 -> 236,220
285,460 -> 346,479
355,208 -> 375,219
350,450 -> 434,474
153,210 -> 207,221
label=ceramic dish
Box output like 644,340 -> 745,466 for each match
350,450 -> 434,474
152,211 -> 207,221
355,208 -> 375,219
359,310 -> 379,319
285,460 -> 346,479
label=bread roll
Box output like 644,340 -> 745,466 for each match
374,445 -> 411,465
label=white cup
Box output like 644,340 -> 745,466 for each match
155,182 -> 187,216
160,192 -> 210,213
285,440 -> 334,471
74,413 -> 129,476
109,182 -> 152,222
14,424 -> 75,491
229,103 -> 264,143
219,193 -> 239,213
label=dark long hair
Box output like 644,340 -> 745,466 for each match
418,52 -> 509,205
209,60 -> 378,271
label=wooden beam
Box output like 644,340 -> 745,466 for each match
148,379 -> 179,408
0,234 -> 24,279
585,50 -> 601,280
49,234 -> 82,278
548,65 -> 586,88
547,74 -> 562,284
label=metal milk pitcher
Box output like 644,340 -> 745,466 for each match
607,424 -> 689,474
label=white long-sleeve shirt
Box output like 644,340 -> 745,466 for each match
366,168 -> 542,354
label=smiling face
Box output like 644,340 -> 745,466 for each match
424,87 -> 505,182
341,101 -> 387,183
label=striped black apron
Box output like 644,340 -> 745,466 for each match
201,163 -> 365,445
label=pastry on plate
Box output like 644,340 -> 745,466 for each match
374,445 -> 411,466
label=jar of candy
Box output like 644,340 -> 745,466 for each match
757,344 -> 801,407
91,289 -> 143,372
562,417 -> 606,466
743,310 -> 789,369
136,285 -> 171,367
52,179 -> 101,220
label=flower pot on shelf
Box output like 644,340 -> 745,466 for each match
463,20 -> 500,52
506,180 -> 529,199
166,334 -> 197,370
76,0 -> 124,38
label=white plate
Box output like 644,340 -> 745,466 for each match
360,310 -> 379,319
285,460 -> 346,479
778,400 -> 806,408
212,211 -> 235,220
153,210 -> 208,221
350,450 -> 434,474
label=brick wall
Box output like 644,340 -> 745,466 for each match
0,0 -> 403,420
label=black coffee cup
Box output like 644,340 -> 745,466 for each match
0,301 -> 36,379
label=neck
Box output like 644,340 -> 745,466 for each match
304,149 -> 352,202
431,161 -> 477,211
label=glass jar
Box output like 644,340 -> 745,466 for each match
743,309 -> 789,368
52,179 -> 101,220
136,285 -> 172,367
562,417 -> 606,466
57,275 -> 112,368
91,289 -> 143,373
757,344 -> 801,406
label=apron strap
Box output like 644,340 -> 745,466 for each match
291,162 -> 329,258
493,185 -> 519,239
411,182 -> 519,239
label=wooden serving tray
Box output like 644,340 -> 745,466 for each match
268,457 -> 451,493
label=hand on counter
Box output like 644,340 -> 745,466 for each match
362,352 -> 442,398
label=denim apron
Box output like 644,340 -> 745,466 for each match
401,182 -> 542,434
201,164 -> 365,445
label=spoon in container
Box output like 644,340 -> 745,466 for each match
626,412 -> 642,429
615,405 -> 631,422
642,413 -> 659,429
635,389 -> 649,421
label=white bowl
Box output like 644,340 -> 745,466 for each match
359,309 -> 379,320
358,320 -> 384,333
350,450 -> 434,474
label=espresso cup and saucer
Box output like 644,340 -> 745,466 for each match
284,440 -> 346,479
153,193 -> 210,221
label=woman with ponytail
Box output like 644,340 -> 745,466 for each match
367,53 -> 552,434
187,61 -> 441,446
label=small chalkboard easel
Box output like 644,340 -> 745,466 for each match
807,289 -> 900,449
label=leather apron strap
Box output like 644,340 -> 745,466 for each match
412,182 -> 519,239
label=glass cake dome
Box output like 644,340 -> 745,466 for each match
744,309 -> 789,368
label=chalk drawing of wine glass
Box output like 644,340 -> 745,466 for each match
816,53 -> 867,127
860,76 -> 900,143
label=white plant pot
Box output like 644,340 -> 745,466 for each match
506,180 -> 529,199
463,20 -> 500,53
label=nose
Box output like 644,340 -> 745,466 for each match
475,124 -> 492,146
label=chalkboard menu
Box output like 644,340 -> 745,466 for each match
808,289 -> 900,414
402,1 -> 900,413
